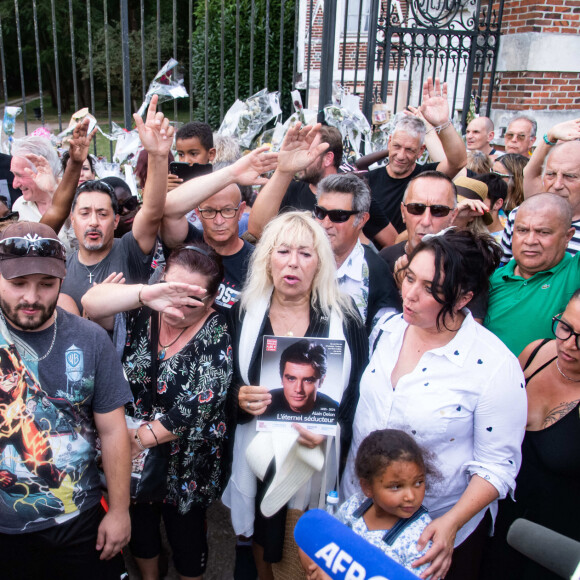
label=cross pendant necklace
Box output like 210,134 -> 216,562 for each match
82,259 -> 106,285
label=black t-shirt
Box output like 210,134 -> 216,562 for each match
184,224 -> 253,313
379,241 -> 406,274
279,179 -> 392,243
366,162 -> 439,233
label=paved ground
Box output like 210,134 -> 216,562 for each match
123,501 -> 238,579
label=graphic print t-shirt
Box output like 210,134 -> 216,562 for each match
0,308 -> 132,534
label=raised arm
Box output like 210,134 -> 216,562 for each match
246,123 -> 330,239
523,117 -> 580,199
131,94 -> 175,255
161,145 -> 278,247
420,78 -> 466,179
82,279 -> 208,329
41,118 -> 96,233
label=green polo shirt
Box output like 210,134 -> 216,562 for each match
484,253 -> 580,355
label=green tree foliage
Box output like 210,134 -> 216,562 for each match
77,20 -> 173,112
190,0 -> 296,129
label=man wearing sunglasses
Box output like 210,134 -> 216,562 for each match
379,171 -> 457,276
0,221 -> 132,579
366,78 -> 466,234
246,124 -> 398,248
313,173 -> 401,335
504,115 -> 537,156
499,121 -> 580,265
485,193 -> 580,356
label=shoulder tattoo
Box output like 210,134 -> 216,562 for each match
542,399 -> 580,428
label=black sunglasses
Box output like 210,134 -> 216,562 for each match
552,315 -> 580,349
119,196 -> 140,213
313,205 -> 359,223
0,236 -> 66,260
403,203 -> 453,218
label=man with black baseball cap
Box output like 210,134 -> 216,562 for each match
0,221 -> 133,579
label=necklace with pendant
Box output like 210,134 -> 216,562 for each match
81,259 -> 107,284
556,359 -> 580,382
0,309 -> 58,362
158,325 -> 188,360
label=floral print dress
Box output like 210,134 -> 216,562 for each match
123,308 -> 232,514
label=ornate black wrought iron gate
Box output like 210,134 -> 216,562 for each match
361,0 -> 505,130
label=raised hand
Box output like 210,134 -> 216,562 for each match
133,94 -> 174,157
230,145 -> 279,186
68,117 -> 97,164
547,117 -> 580,143
23,154 -> 57,194
277,122 -> 330,174
140,280 -> 207,318
451,198 -> 488,229
420,78 -> 450,128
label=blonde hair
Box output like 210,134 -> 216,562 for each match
240,211 -> 356,321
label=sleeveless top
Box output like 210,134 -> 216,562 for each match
516,339 -> 580,540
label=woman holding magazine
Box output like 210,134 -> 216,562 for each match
222,210 -> 367,579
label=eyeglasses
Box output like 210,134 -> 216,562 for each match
403,203 -> 453,218
505,132 -> 528,142
197,203 -> 241,219
552,315 -> 580,349
313,205 -> 359,223
77,179 -> 114,195
118,196 -> 140,214
491,170 -> 512,179
0,236 -> 66,260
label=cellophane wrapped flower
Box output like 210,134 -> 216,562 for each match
218,89 -> 282,148
136,58 -> 188,120
323,86 -> 372,164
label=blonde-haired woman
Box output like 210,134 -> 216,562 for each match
223,211 -> 368,579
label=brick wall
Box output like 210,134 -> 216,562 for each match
496,72 -> 580,110
493,0 -> 580,112
501,0 -> 580,35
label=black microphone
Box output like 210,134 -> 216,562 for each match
507,519 -> 580,580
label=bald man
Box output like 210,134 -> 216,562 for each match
465,116 -> 497,158
485,193 -> 580,355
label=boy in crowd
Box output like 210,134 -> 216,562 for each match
167,122 -> 216,191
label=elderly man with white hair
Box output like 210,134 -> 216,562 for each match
10,125 -> 95,253
499,118 -> 580,264
366,78 -> 467,233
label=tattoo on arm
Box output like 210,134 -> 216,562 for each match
542,399 -> 580,428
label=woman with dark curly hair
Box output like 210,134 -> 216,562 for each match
342,229 -> 527,580
83,242 -> 232,580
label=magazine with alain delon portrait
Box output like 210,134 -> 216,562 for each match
257,335 -> 345,436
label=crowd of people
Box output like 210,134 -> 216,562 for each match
0,82 -> 579,580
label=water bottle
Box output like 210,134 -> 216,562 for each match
326,490 -> 339,516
